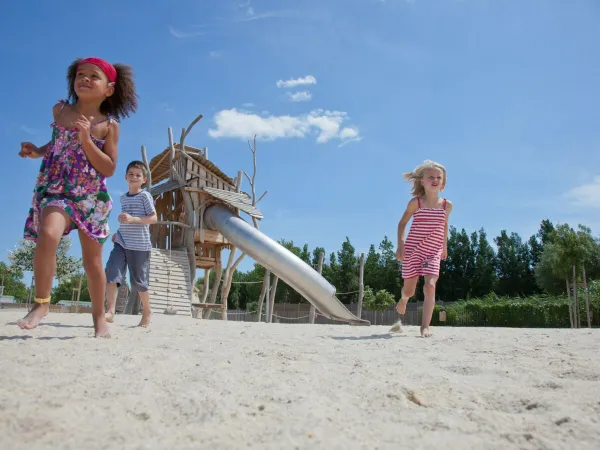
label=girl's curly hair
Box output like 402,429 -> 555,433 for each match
66,58 -> 139,121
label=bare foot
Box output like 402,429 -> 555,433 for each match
93,315 -> 111,338
17,303 -> 49,330
389,320 -> 403,333
420,326 -> 433,338
105,311 -> 115,323
395,298 -> 409,315
138,313 -> 152,328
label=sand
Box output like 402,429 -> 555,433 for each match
1,310 -> 599,450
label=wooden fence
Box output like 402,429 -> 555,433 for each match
0,303 -> 93,314
209,301 -> 445,326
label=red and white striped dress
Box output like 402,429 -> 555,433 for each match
401,197 -> 447,279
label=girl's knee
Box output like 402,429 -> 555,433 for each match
83,256 -> 104,275
402,286 -> 416,298
38,223 -> 64,243
423,278 -> 437,293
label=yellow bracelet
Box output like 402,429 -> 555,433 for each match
34,297 -> 51,304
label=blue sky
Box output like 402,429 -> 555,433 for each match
1,0 -> 599,276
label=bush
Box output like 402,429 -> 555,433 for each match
431,293 -> 600,328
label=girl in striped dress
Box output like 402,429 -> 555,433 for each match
392,160 -> 452,337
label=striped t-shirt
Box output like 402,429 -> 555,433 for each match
115,190 -> 156,251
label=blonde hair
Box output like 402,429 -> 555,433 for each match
403,160 -> 447,197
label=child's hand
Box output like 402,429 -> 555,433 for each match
112,234 -> 117,243
118,212 -> 136,224
72,115 -> 93,143
19,142 -> 41,158
395,242 -> 405,261
442,246 -> 448,260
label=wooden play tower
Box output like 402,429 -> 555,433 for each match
130,115 -> 263,318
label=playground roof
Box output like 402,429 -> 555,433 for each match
202,187 -> 263,220
148,143 -> 235,186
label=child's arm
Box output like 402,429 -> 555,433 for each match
397,198 -> 418,242
19,103 -> 64,158
396,198 -> 418,259
128,213 -> 157,225
442,200 -> 453,259
74,117 -> 119,177
19,141 -> 51,158
119,192 -> 157,225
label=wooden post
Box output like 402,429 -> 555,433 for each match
141,145 -> 152,191
309,252 -> 324,324
75,275 -> 83,314
256,271 -> 269,322
202,269 -> 210,302
566,278 -> 574,328
573,265 -> 580,328
265,273 -> 271,323
268,276 -> 279,323
357,252 -> 365,319
582,265 -> 592,328
206,257 -> 223,316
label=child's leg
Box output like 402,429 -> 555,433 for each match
17,207 -> 71,330
79,230 -> 110,338
421,275 -> 438,337
104,245 -> 127,323
105,283 -> 119,322
396,276 -> 418,314
128,249 -> 152,328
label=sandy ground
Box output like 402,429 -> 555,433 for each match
1,310 -> 599,450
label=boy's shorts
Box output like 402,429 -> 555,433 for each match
105,244 -> 151,292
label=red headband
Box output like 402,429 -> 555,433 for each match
77,57 -> 117,83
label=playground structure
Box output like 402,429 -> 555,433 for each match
127,114 -> 370,325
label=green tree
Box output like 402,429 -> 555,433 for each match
494,230 -> 535,296
52,274 -> 90,304
364,288 -> 396,324
471,228 -> 497,297
336,237 -> 358,301
0,262 -> 27,302
438,227 -> 475,301
8,237 -> 82,282
299,244 -> 311,264
378,236 -> 400,298
535,224 -> 597,294
363,244 -> 380,293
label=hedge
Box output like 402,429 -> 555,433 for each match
430,294 -> 600,328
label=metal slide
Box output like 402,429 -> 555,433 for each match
204,204 -> 370,325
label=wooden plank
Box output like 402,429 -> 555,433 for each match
191,303 -> 225,309
148,297 -> 191,307
193,229 -> 226,244
149,272 -> 190,282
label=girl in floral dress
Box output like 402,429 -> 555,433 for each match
17,57 -> 138,338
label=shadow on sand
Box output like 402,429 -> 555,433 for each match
0,335 -> 76,341
6,322 -> 92,329
329,333 -> 405,341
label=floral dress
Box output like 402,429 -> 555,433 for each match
24,100 -> 114,244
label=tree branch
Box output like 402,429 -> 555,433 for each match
256,190 -> 268,205
184,114 -> 204,139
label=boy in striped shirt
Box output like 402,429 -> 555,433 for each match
104,161 -> 157,328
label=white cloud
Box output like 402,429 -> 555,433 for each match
20,125 -> 37,135
276,75 -> 317,89
234,10 -> 297,22
242,102 -> 256,108
563,176 -> 600,208
208,108 -> 361,146
287,91 -> 312,102
209,50 -> 223,58
168,26 -> 205,39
